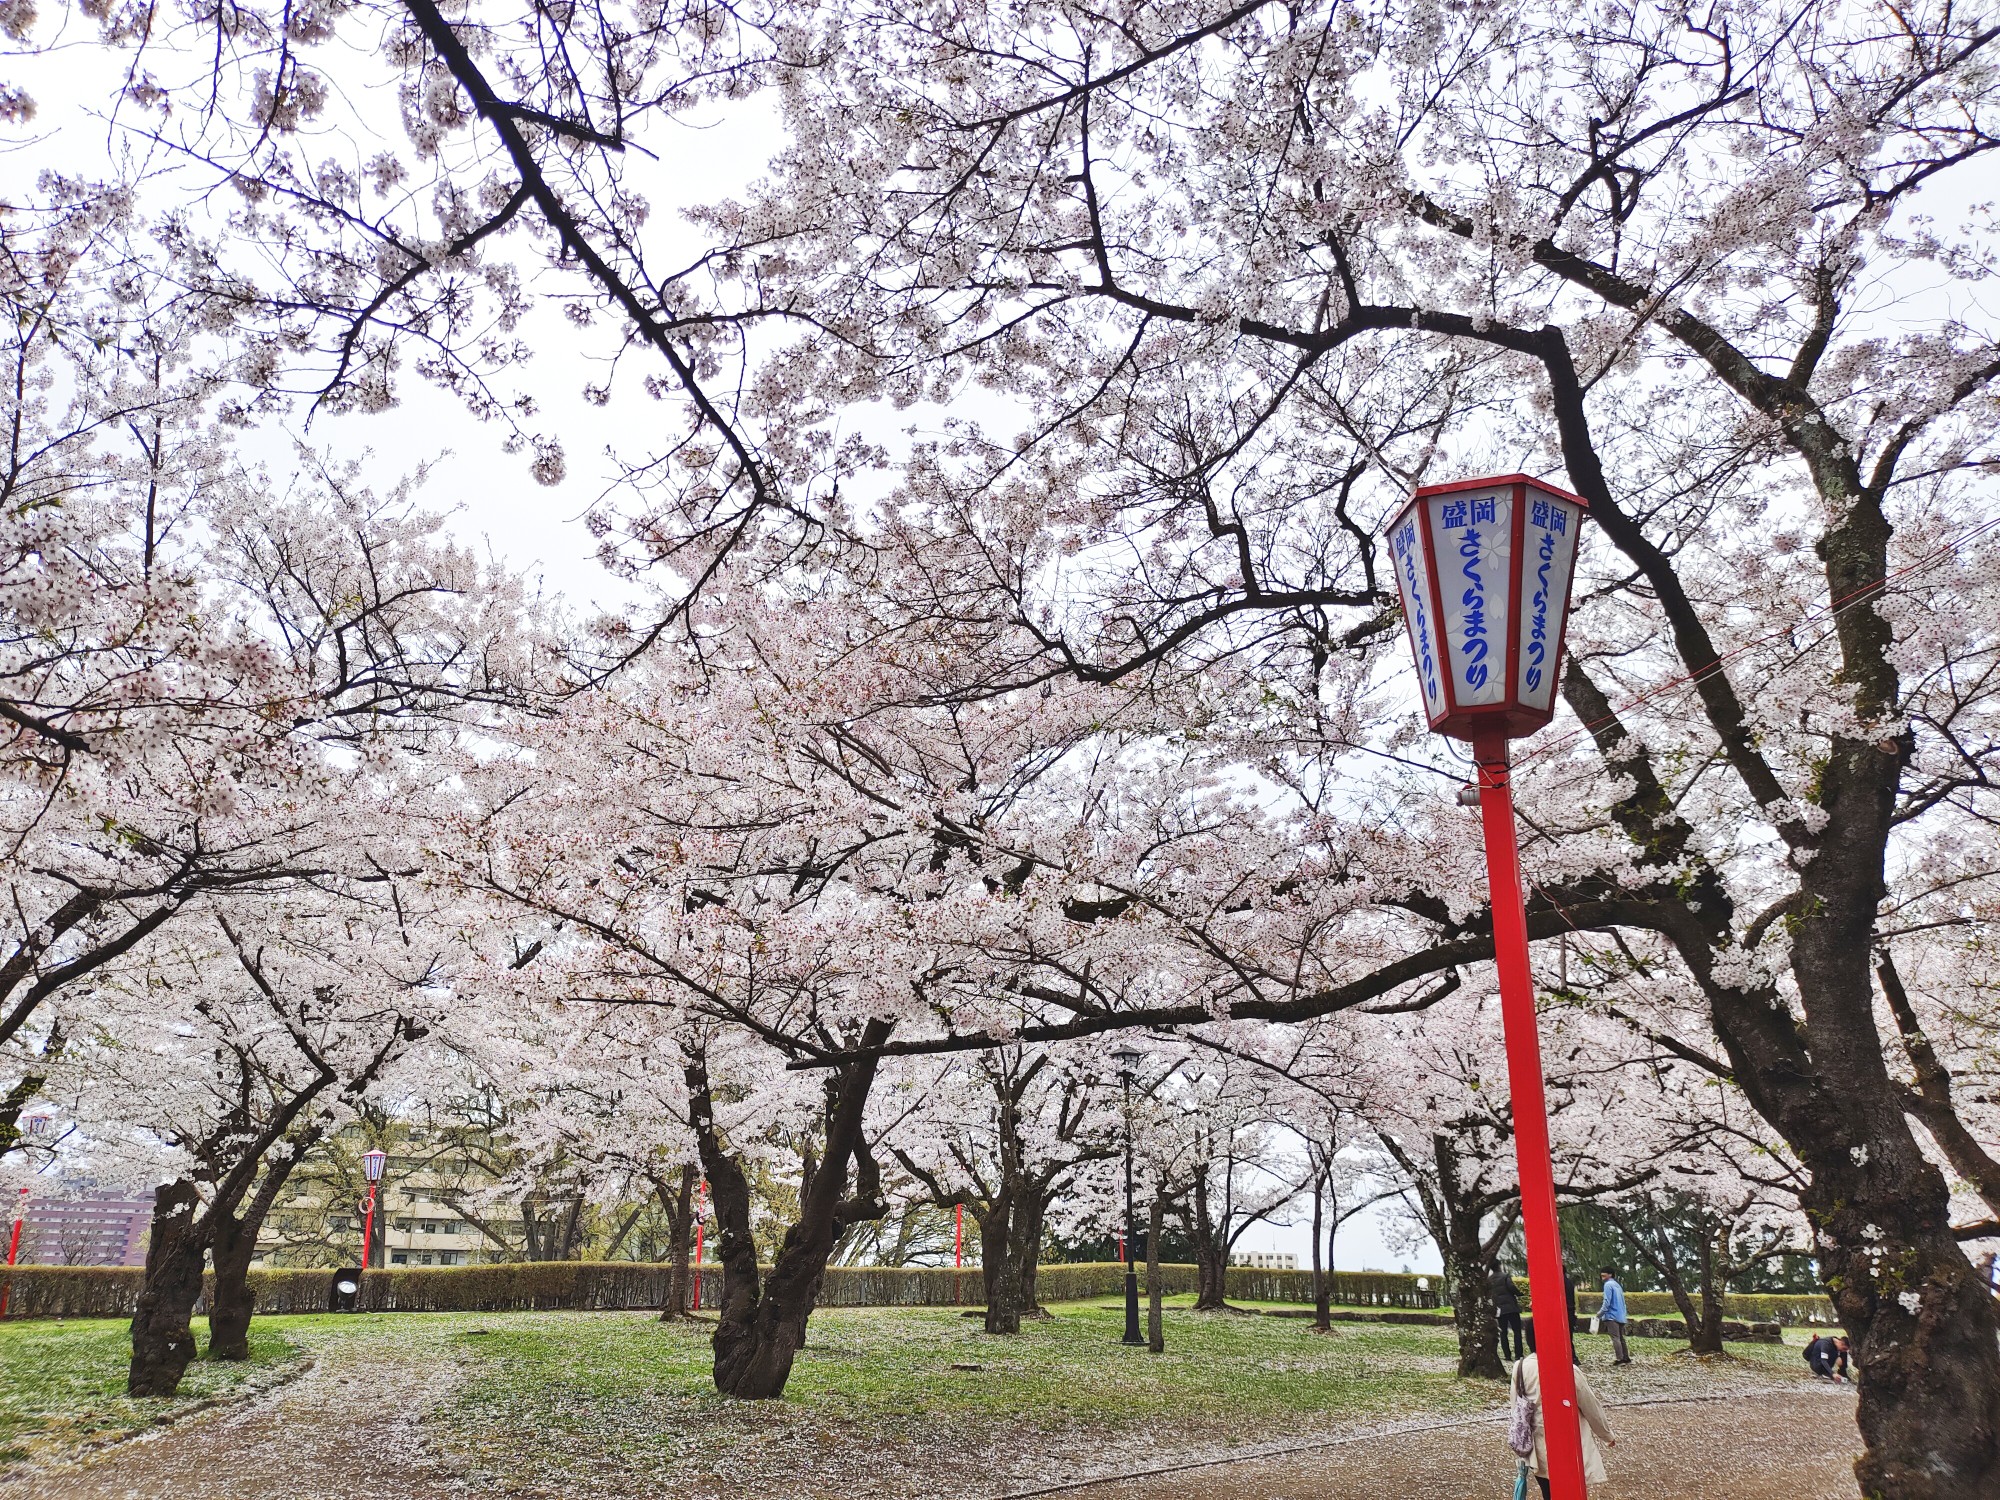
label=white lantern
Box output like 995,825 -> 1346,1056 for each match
1386,474 -> 1588,743
362,1148 -> 388,1184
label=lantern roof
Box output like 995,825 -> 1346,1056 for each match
1412,472 -> 1588,506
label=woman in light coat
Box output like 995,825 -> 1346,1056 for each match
1513,1351 -> 1617,1494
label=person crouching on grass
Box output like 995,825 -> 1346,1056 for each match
1804,1334 -> 1852,1382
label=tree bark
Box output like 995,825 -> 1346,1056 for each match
979,1192 -> 1020,1335
128,1181 -> 205,1396
661,1164 -> 696,1322
1146,1196 -> 1164,1353
1691,1224 -> 1726,1357
1187,1170 -> 1229,1311
1445,1229 -> 1503,1379
206,1213 -> 258,1362
1008,1186 -> 1049,1320
1310,1171 -> 1331,1333
690,1020 -> 892,1399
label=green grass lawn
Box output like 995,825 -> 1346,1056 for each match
0,1318 -> 304,1467
427,1301 -> 1811,1498
0,1301 -> 1818,1497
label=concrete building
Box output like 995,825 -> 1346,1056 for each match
15,1197 -> 151,1266
1230,1250 -> 1298,1270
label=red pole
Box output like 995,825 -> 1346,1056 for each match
1475,736 -> 1588,1499
693,1179 -> 705,1312
360,1185 -> 381,1276
1,1188 -> 26,1318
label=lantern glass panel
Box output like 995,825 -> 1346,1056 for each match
1514,490 -> 1584,715
1389,505 -> 1447,724
1428,488 -> 1514,709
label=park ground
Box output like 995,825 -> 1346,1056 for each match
0,1300 -> 1860,1499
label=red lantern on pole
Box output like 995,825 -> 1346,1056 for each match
1386,473 -> 1592,1500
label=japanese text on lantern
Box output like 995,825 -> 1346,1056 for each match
1391,516 -> 1444,718
1434,492 -> 1510,706
1515,494 -> 1578,714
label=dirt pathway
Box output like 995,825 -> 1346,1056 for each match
5,1330 -> 468,1500
1027,1388 -> 1861,1500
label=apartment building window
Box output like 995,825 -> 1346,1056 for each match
391,1252 -> 410,1265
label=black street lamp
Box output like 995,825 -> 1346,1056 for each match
1113,1047 -> 1143,1346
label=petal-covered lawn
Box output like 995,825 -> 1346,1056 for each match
5,1305 -> 1833,1499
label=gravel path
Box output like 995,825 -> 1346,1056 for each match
1026,1388 -> 1861,1500
5,1330 -> 467,1500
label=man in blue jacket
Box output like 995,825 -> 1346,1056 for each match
1598,1266 -> 1631,1365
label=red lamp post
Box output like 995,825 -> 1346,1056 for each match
692,1177 -> 706,1312
1386,473 -> 1591,1500
359,1148 -> 388,1275
0,1187 -> 27,1319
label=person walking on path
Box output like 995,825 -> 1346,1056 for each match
1491,1262 -> 1525,1362
1803,1334 -> 1852,1382
1511,1350 -> 1618,1496
1598,1267 -> 1631,1365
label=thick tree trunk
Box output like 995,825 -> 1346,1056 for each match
691,1021 -> 891,1399
1187,1172 -> 1229,1311
1447,1234 -> 1503,1379
1787,731 -> 2000,1497
128,1181 -> 206,1397
980,1196 -> 1020,1335
662,1164 -> 696,1321
1008,1187 -> 1048,1319
1146,1196 -> 1164,1353
1806,1126 -> 2000,1499
206,1214 -> 257,1361
1684,1225 -> 1726,1357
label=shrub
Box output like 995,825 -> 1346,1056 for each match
1577,1288 -> 1838,1326
0,1260 -> 1456,1319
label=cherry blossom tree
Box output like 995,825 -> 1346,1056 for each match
887,1045 -> 1117,1332
680,3 -> 2000,1488
52,846 -> 448,1394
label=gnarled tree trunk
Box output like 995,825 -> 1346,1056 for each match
1186,1170 -> 1229,1311
128,1181 -> 205,1396
690,1020 -> 891,1399
1007,1186 -> 1049,1321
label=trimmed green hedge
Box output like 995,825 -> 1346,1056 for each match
0,1261 -> 1451,1319
1224,1268 -> 1444,1308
